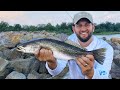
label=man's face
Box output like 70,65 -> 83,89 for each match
73,19 -> 95,42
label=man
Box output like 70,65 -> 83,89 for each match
34,12 -> 113,79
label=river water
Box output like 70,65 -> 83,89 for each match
95,34 -> 120,40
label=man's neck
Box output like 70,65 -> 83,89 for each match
78,36 -> 93,47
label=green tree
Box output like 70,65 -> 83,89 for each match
28,25 -> 37,31
44,23 -> 55,32
37,24 -> 46,31
14,24 -> 22,31
0,21 -> 9,31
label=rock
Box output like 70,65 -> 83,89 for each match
102,37 -> 107,41
0,57 -> 9,71
2,49 -> 11,60
116,45 -> 120,50
27,70 -> 41,79
8,57 -> 34,75
0,32 -> 24,48
20,33 -> 33,43
56,33 -> 68,41
39,74 -> 51,79
111,37 -> 120,44
0,68 -> 13,79
110,62 -> 120,79
0,51 -> 3,58
0,57 -> 13,79
2,48 -> 23,60
9,34 -> 23,45
5,71 -> 26,79
27,70 -> 51,79
113,54 -> 120,67
29,59 -> 40,72
0,45 -> 7,51
108,41 -> 119,50
38,61 -> 49,74
114,50 -> 120,56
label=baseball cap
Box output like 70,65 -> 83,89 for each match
73,12 -> 93,24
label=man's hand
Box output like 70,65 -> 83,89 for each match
34,48 -> 57,70
76,54 -> 95,79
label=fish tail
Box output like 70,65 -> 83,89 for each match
92,48 -> 106,65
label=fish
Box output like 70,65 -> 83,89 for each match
16,38 -> 106,65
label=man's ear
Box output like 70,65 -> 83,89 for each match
92,24 -> 95,32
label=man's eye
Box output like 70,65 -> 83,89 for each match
86,24 -> 90,27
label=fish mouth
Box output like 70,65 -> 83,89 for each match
16,46 -> 25,51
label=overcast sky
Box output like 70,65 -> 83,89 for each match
0,11 -> 120,26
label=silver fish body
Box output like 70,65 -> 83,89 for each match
16,38 -> 106,65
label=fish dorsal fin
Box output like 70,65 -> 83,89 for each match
44,37 -> 63,41
65,39 -> 87,51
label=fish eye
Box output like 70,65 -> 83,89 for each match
16,47 -> 21,50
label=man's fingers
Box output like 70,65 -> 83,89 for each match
44,49 -> 51,60
76,60 -> 84,68
48,50 -> 53,59
48,49 -> 53,55
34,49 -> 40,56
86,54 -> 94,61
42,48 -> 50,60
34,47 -> 54,62
81,56 -> 90,65
77,57 -> 87,67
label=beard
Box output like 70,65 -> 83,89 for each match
76,32 -> 93,42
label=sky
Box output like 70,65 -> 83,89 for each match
0,11 -> 120,26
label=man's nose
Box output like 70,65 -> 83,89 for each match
80,26 -> 87,31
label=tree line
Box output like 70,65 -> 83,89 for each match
0,21 -> 120,35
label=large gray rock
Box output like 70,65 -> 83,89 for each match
111,37 -> 120,44
108,42 -> 119,50
113,54 -> 120,67
0,57 -> 9,71
0,45 -> 7,51
8,57 -> 34,75
0,51 -> 3,58
110,62 -> 120,79
39,74 -> 51,79
56,33 -> 68,41
2,48 -> 23,60
114,50 -> 120,56
5,71 -> 26,79
38,61 -> 49,74
29,59 -> 41,72
0,68 -> 13,79
27,70 -> 41,79
0,57 -> 13,79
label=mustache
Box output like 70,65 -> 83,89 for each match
76,32 -> 93,42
